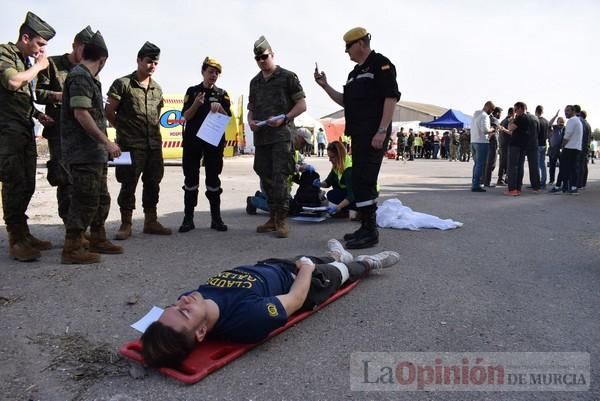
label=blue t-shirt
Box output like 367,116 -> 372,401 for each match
182,263 -> 295,343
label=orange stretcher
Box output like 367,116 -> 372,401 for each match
119,281 -> 359,384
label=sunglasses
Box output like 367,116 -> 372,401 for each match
345,39 -> 359,50
254,53 -> 270,61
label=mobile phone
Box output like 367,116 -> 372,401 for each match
315,62 -> 319,73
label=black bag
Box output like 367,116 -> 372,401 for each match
289,171 -> 327,215
46,159 -> 70,187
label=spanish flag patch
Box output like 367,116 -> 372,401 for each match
381,64 -> 391,71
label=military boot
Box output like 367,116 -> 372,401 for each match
7,224 -> 41,262
89,227 -> 124,254
114,209 -> 133,240
61,230 -> 101,264
256,210 -> 276,233
143,208 -> 172,235
24,224 -> 52,251
345,206 -> 379,249
274,209 -> 289,238
179,187 -> 198,233
207,190 -> 227,232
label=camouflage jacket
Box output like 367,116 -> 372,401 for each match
248,66 -> 304,146
107,72 -> 163,150
35,53 -> 75,138
0,42 -> 38,131
61,64 -> 108,164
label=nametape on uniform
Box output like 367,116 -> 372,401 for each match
197,111 -> 231,147
131,306 -> 164,333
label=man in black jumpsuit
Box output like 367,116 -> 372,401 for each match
179,57 -> 232,233
315,27 -> 400,249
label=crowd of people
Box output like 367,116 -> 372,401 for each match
392,128 -> 472,162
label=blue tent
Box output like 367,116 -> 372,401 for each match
420,109 -> 471,130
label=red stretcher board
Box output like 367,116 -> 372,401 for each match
119,281 -> 359,384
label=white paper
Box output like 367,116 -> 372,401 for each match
197,112 -> 231,146
256,114 -> 286,127
301,206 -> 329,212
108,151 -> 132,166
131,306 -> 164,333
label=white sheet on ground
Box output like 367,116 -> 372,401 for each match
377,198 -> 463,231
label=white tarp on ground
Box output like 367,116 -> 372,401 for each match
377,198 -> 463,231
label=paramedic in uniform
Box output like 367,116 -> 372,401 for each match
315,27 -> 400,249
178,57 -> 231,233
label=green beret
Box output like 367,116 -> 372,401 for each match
253,35 -> 271,56
343,27 -> 369,43
74,25 -> 94,45
23,11 -> 56,41
137,41 -> 160,60
87,30 -> 108,56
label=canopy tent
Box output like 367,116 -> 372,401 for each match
420,109 -> 471,130
319,117 -> 345,142
294,113 -> 325,132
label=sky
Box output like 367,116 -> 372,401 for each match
3,0 -> 600,129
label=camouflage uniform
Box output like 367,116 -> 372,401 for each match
35,26 -> 93,222
107,72 -> 164,214
249,66 -> 304,212
35,54 -> 77,220
61,63 -> 110,233
0,42 -> 39,227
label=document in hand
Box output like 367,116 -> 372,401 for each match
197,112 -> 231,146
107,151 -> 132,166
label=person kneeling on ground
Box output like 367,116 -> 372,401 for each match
141,239 -> 399,368
313,141 -> 354,218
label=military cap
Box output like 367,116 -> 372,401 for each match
23,11 -> 56,41
253,35 -> 271,56
74,25 -> 94,45
202,56 -> 222,73
343,27 -> 369,43
88,30 -> 108,56
137,41 -> 160,60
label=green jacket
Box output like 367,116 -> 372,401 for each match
0,42 -> 38,131
325,154 -> 354,201
107,71 -> 164,150
35,53 -> 75,139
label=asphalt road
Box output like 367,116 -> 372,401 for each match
1,155 -> 599,401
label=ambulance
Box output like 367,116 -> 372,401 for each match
107,93 -> 245,160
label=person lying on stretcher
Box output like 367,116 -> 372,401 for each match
141,239 -> 399,368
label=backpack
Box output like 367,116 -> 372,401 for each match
289,171 -> 327,215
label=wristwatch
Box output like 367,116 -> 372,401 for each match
283,115 -> 289,123
377,127 -> 387,134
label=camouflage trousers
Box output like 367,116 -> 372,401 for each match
0,128 -> 36,225
253,141 -> 295,210
65,163 -> 110,233
115,148 -> 164,211
46,134 -> 71,222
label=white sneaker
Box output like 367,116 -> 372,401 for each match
327,238 -> 353,264
356,251 -> 400,272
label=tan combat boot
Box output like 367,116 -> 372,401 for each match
24,224 -> 52,251
61,231 -> 101,264
89,227 -> 124,254
143,209 -> 172,235
7,224 -> 41,262
114,209 -> 133,240
81,232 -> 90,249
256,210 -> 277,233
274,209 -> 289,238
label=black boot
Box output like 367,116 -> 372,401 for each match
179,187 -> 198,233
346,206 -> 378,249
207,189 -> 227,232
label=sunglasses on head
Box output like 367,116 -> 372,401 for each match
254,53 -> 270,61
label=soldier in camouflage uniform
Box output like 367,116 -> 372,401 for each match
60,31 -> 123,264
248,36 -> 306,238
105,42 -> 171,240
0,12 -> 55,262
35,26 -> 94,223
